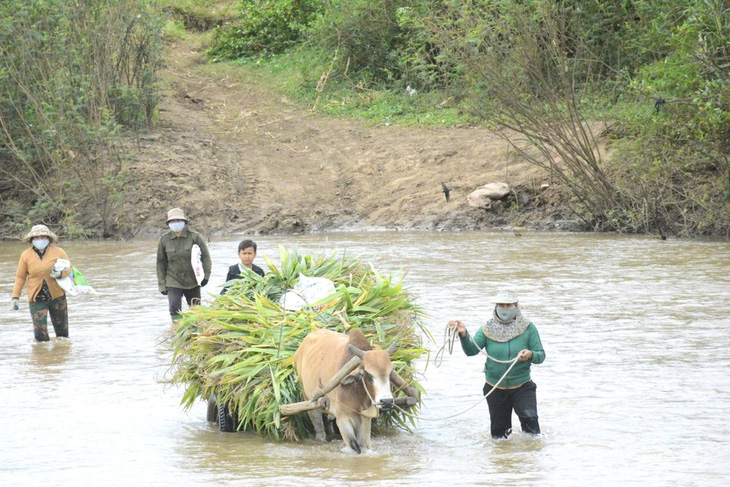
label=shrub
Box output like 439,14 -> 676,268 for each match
0,0 -> 163,237
208,0 -> 325,60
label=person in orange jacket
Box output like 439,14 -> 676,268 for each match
11,225 -> 73,342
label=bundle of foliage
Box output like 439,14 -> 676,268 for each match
167,246 -> 430,441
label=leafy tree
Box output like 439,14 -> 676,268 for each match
0,0 -> 163,237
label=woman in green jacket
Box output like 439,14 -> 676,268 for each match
450,290 -> 545,438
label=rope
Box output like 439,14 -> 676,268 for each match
406,322 -> 520,421
436,323 -> 516,365
433,323 -> 457,367
306,324 -> 523,423
395,355 -> 519,422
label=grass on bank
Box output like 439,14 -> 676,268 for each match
160,14 -> 473,127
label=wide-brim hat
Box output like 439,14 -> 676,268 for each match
494,289 -> 518,304
166,208 -> 187,222
23,224 -> 58,244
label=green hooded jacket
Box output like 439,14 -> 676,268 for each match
156,228 -> 211,292
459,322 -> 545,388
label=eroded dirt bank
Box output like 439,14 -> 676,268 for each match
124,40 -> 576,239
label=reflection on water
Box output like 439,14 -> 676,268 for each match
1,231 -> 729,486
177,423 -> 424,484
29,339 -> 72,372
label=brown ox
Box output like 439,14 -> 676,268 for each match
294,328 -> 396,453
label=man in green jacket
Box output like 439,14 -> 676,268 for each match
450,289 -> 545,439
156,208 -> 212,321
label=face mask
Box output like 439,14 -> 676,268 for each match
496,307 -> 518,322
32,238 -> 50,250
168,221 -> 185,233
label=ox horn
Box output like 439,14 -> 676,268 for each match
386,342 -> 397,356
348,344 -> 364,358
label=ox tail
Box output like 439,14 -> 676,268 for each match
349,439 -> 362,454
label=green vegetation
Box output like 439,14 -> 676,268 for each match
167,246 -> 429,441
0,0 -> 163,237
208,0 -> 325,60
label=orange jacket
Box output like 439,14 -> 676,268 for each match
13,244 -> 73,302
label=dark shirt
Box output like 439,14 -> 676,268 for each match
156,228 -> 212,292
220,263 -> 264,294
33,248 -> 52,303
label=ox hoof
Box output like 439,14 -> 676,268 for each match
349,439 -> 362,454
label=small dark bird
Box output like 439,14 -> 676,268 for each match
654,96 -> 665,113
440,182 -> 451,202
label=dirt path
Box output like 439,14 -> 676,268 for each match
125,40 -> 561,238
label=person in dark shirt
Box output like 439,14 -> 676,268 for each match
221,239 -> 264,294
156,208 -> 212,321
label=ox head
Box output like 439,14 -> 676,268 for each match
343,342 -> 397,413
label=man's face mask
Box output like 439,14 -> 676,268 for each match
169,221 -> 185,233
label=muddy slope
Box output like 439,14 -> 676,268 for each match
124,40 -> 575,238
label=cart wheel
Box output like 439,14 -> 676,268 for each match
206,397 -> 218,423
218,402 -> 236,432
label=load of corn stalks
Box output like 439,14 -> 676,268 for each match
167,245 -> 431,441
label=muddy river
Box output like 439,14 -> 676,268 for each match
1,231 -> 729,486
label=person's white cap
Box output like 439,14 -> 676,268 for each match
494,290 -> 518,304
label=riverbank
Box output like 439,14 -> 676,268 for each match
117,36 -> 580,240
3,1 -> 727,242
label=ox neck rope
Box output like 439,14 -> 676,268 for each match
324,376 -> 378,417
361,375 -> 376,407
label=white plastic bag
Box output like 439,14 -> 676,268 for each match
191,244 -> 204,285
279,275 -> 336,311
53,259 -> 97,296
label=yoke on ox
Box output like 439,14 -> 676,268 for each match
287,328 -> 417,454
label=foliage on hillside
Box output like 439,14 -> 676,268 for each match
0,0 -> 163,238
167,246 -> 429,441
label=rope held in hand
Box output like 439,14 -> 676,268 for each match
435,323 -> 516,366
401,323 -> 519,421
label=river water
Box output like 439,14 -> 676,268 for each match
1,230 -> 729,486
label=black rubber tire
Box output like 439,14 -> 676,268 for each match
206,397 -> 217,423
218,402 -> 236,432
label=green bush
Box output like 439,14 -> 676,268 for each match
0,0 -> 163,237
305,0 -> 419,85
208,0 -> 325,60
